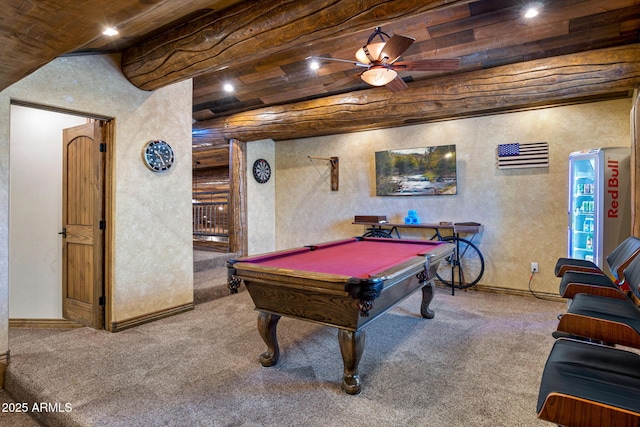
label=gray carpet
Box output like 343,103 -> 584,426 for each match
2,285 -> 563,426
193,251 -> 241,304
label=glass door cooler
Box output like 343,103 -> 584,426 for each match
568,147 -> 631,275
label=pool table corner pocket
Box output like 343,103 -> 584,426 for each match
347,278 -> 384,317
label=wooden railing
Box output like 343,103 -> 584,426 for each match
193,202 -> 228,237
193,199 -> 229,251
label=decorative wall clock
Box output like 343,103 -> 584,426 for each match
143,140 -> 174,172
252,158 -> 271,183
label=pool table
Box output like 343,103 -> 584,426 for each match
227,237 -> 454,394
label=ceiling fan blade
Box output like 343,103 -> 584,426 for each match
392,59 -> 461,71
385,76 -> 408,92
307,56 -> 369,67
379,34 -> 415,64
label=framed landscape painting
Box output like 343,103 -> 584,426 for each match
375,145 -> 457,196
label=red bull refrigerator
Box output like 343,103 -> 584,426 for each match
568,147 -> 631,275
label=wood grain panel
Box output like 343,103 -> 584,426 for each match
8,319 -> 83,328
539,392 -> 640,427
66,225 -> 94,245
560,283 -> 627,300
2,0 -> 639,123
62,121 -> 105,329
0,352 -> 7,388
246,281 -> 359,329
0,0 -> 244,91
110,303 -> 194,332
66,135 -> 95,225
64,298 -> 95,327
188,0 -> 640,121
193,45 -> 640,144
66,243 -> 93,303
556,313 -> 640,348
193,145 -> 229,167
228,139 -> 247,255
121,0 -> 473,90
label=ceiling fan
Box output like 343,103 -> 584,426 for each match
308,27 -> 460,92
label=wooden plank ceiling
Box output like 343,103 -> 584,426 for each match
189,0 -> 640,122
2,0 -> 640,165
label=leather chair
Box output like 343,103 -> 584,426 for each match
555,236 -> 640,300
555,254 -> 640,348
554,236 -> 640,278
537,338 -> 640,427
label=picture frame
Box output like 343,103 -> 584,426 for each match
375,145 -> 457,196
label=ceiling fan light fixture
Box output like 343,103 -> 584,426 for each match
361,68 -> 397,86
355,42 -> 386,64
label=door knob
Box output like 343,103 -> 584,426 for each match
58,228 -> 67,238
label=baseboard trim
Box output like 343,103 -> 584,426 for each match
0,351 -> 9,389
436,283 -> 564,302
9,318 -> 84,329
110,303 -> 194,332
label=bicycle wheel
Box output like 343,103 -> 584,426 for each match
436,236 -> 484,289
362,229 -> 393,238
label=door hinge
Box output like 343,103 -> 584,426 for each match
99,220 -> 106,230
99,296 -> 105,306
99,143 -> 106,152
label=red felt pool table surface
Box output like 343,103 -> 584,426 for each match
239,237 -> 445,278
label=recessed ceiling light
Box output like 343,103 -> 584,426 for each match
523,2 -> 543,19
524,8 -> 539,18
103,27 -> 119,36
223,83 -> 234,92
309,59 -> 320,70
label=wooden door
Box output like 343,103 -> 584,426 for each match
62,121 -> 105,328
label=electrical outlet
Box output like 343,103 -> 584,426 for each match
531,262 -> 539,273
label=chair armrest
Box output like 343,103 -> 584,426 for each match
557,313 -> 640,349
538,392 -> 640,427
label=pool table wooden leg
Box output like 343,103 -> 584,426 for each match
338,329 -> 365,395
420,279 -> 436,319
257,312 -> 281,367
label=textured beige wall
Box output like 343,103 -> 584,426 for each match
247,139 -> 276,255
275,98 -> 633,294
0,90 -> 9,356
0,54 -> 193,335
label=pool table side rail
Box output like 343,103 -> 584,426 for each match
227,241 -> 453,294
227,243 -> 454,331
227,237 -> 445,266
227,237 -> 365,265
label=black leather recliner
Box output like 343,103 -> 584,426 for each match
537,338 -> 640,426
555,236 -> 640,300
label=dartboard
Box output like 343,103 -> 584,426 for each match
252,158 -> 271,183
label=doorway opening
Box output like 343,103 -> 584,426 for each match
8,103 -> 114,330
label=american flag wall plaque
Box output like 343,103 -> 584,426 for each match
497,142 -> 549,169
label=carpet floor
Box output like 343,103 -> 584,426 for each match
2,285 -> 564,426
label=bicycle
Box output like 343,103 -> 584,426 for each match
429,228 -> 484,290
362,228 -> 394,238
361,224 -> 484,290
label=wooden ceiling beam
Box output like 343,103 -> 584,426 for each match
0,0 -> 241,91
192,45 -> 640,144
121,0 -> 473,91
